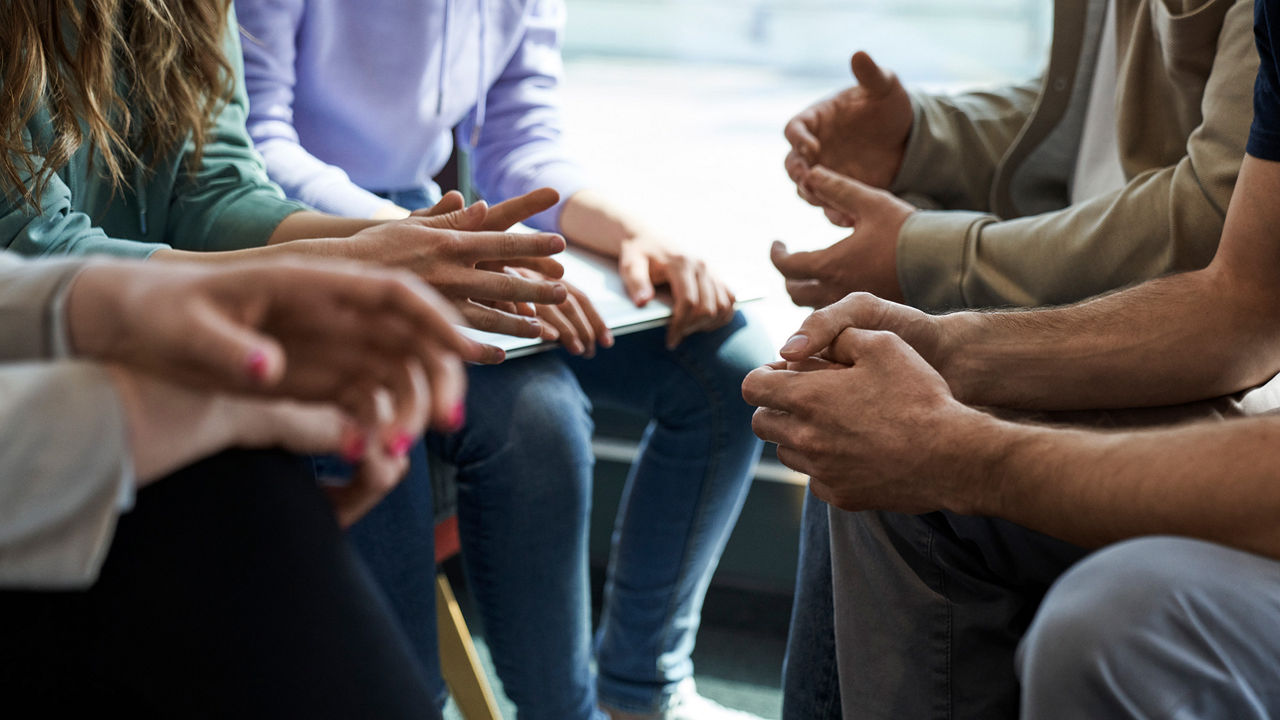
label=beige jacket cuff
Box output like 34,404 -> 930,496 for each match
897,209 -> 996,312
0,255 -> 90,361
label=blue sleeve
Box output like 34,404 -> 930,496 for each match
1249,0 -> 1280,160
466,0 -> 589,232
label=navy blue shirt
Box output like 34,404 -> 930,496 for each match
1251,0 -> 1280,160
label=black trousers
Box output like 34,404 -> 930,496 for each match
0,450 -> 441,719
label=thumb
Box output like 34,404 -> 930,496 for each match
411,190 -> 467,218
779,292 -> 884,360
850,51 -> 893,96
770,239 -> 825,280
619,247 -> 655,306
186,304 -> 286,389
806,166 -> 876,221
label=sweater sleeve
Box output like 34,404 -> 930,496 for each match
237,0 -> 392,218
0,361 -> 132,590
0,127 -> 169,260
467,0 -> 588,232
897,0 -> 1254,312
163,7 -> 308,252
0,253 -> 88,361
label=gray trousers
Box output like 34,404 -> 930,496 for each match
785,377 -> 1280,719
829,511 -> 1280,719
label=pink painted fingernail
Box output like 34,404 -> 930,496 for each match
245,349 -> 270,382
448,403 -> 466,431
342,432 -> 367,463
780,334 -> 808,355
387,432 -> 414,458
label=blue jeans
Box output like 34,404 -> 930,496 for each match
351,307 -> 768,718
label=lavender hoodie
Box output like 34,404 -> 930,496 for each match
236,0 -> 587,231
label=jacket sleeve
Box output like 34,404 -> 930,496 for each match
897,1 -> 1254,312
891,79 -> 1044,212
164,7 -> 307,252
467,0 -> 588,232
237,0 -> 391,218
0,253 -> 88,361
0,361 -> 132,590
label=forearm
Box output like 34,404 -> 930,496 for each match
962,411 -> 1280,560
939,263 -> 1280,409
558,189 -> 647,258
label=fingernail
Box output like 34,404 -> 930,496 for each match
780,334 -> 809,355
245,348 -> 270,382
341,431 -> 367,463
387,431 -> 413,458
602,330 -> 615,347
448,403 -> 466,432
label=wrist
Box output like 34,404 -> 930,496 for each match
935,409 -> 1027,516
65,263 -> 130,360
932,311 -> 984,403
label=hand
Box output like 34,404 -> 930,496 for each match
784,51 -> 913,225
777,291 -> 945,372
508,269 -> 613,357
109,360 -> 428,528
69,259 -> 470,429
618,233 -> 737,350
293,188 -> 570,344
771,166 -> 915,307
741,329 -> 983,514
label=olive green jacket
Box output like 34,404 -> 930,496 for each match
895,0 -> 1254,311
0,13 -> 303,259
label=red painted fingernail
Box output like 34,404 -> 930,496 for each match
387,432 -> 413,458
246,349 -> 269,382
342,432 -> 367,463
448,403 -> 466,431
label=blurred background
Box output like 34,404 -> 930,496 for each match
446,3 -> 1051,717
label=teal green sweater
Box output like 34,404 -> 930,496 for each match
0,21 -> 305,259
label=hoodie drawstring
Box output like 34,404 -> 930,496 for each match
470,0 -> 487,147
436,0 -> 451,115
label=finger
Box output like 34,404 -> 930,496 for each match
559,292 -> 597,357
694,264 -> 720,329
751,406 -> 802,446
186,301 -> 287,390
457,231 -> 567,264
740,364 -> 805,411
619,248 -> 655,307
480,188 -> 561,231
411,190 -> 466,218
850,51 -> 893,96
384,359 -> 430,448
770,239 -> 825,280
572,285 -> 613,348
665,259 -> 701,350
537,301 -> 581,354
785,149 -> 814,188
776,445 -> 822,479
783,113 -> 820,162
778,293 -> 883,360
489,255 -> 565,279
713,279 -> 736,328
407,201 -> 488,231
806,166 -> 877,221
460,301 -> 544,338
448,268 -> 567,305
420,347 -> 467,430
328,444 -> 407,528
